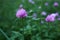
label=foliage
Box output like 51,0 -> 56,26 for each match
0,0 -> 60,40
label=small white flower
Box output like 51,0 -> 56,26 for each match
28,0 -> 35,4
38,6 -> 41,9
41,11 -> 47,16
19,4 -> 23,8
29,10 -> 33,13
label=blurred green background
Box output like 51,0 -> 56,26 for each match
0,0 -> 60,40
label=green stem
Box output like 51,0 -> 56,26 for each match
22,18 -> 24,40
0,28 -> 10,40
48,22 -> 50,30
